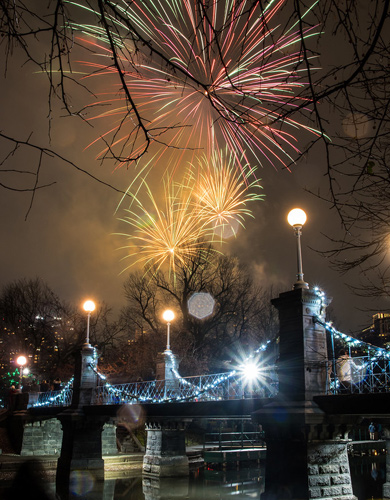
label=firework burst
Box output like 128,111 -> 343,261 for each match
72,0 -> 321,170
192,150 -> 264,237
118,151 -> 262,273
118,174 -> 215,275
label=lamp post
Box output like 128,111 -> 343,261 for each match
287,208 -> 309,290
16,355 -> 27,389
83,300 -> 96,345
162,309 -> 175,351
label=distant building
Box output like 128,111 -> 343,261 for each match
360,313 -> 390,347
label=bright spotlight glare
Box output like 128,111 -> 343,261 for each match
241,361 -> 260,380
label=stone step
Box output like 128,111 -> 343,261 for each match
104,453 -> 144,465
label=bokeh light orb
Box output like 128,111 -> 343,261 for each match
188,292 -> 215,319
213,217 -> 240,240
69,470 -> 95,496
342,112 -> 372,139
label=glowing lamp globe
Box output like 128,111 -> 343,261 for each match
163,310 -> 175,322
16,355 -> 27,366
287,208 -> 307,228
83,300 -> 96,313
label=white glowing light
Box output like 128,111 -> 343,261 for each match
241,361 -> 260,380
287,208 -> 307,227
83,300 -> 96,313
163,309 -> 175,322
16,355 -> 27,366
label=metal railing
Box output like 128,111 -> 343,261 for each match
326,355 -> 390,395
203,431 -> 265,449
26,355 -> 390,408
27,388 -> 73,408
93,370 -> 279,405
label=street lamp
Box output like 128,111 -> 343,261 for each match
163,309 -> 175,351
83,299 -> 96,345
287,208 -> 309,290
16,355 -> 27,389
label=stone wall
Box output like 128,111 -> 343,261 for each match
102,422 -> 118,456
20,418 -> 118,457
21,419 -> 62,456
308,441 -> 356,499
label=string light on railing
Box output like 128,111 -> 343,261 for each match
88,363 -> 139,401
32,377 -> 74,407
314,314 -> 390,359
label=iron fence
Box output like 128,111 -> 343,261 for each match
27,388 -> 73,408
93,369 -> 278,405
26,355 -> 390,408
326,355 -> 390,394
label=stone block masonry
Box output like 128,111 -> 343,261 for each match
20,418 -> 118,457
21,419 -> 62,456
308,442 -> 356,500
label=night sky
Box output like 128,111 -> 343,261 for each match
0,2 -> 382,335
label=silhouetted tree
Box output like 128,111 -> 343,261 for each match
0,277 -> 65,381
1,0 -> 389,297
121,250 -> 279,375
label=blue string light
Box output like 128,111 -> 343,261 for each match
32,377 -> 74,407
87,339 -> 274,404
313,287 -> 390,363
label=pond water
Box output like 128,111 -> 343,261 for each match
1,456 -> 386,499
54,457 -> 389,499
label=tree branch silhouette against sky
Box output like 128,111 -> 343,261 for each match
1,0 -> 390,334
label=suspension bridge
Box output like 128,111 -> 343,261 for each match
6,285 -> 390,500
29,287 -> 390,409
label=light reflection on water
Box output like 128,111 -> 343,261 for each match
58,459 -> 385,500
1,458 -> 386,499
82,467 -> 265,500
350,456 -> 386,500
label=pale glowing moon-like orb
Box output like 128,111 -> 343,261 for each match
188,292 -> 215,319
342,112 -> 373,139
213,217 -> 241,240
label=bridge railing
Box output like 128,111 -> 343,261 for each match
326,355 -> 390,395
93,370 -> 279,405
27,388 -> 73,408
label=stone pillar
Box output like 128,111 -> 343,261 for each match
308,440 -> 355,499
56,411 -> 109,485
271,287 -> 330,402
143,418 -> 191,477
156,350 -> 181,394
21,418 -> 62,456
259,414 -> 356,499
71,343 -> 98,408
102,421 -> 118,456
56,343 -> 106,488
257,287 -> 357,499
